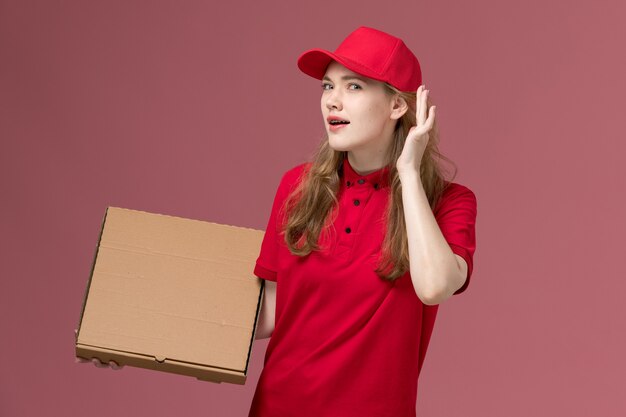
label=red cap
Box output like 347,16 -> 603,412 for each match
297,26 -> 422,92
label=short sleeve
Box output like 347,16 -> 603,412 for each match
434,183 -> 478,295
254,164 -> 307,282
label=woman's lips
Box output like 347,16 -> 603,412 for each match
327,115 -> 350,132
329,122 -> 348,132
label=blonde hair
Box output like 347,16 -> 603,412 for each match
282,84 -> 458,281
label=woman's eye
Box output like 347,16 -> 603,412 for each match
322,83 -> 332,90
348,83 -> 362,90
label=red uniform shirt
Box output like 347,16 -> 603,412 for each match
248,155 -> 477,417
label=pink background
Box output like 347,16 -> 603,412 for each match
1,0 -> 625,416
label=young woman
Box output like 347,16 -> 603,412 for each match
249,27 -> 477,417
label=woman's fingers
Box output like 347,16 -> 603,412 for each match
427,106 -> 436,127
414,85 -> 431,127
415,85 -> 424,125
76,355 -> 122,370
418,88 -> 429,127
92,358 -> 107,368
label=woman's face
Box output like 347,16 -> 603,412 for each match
321,61 -> 398,159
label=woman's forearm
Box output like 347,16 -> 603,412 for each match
400,171 -> 465,305
254,279 -> 276,339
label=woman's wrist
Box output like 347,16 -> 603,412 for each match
398,168 -> 422,187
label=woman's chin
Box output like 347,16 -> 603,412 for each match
328,138 -> 350,152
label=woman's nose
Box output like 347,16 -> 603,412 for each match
325,90 -> 342,110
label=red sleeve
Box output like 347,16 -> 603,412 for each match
254,164 -> 308,282
434,183 -> 478,295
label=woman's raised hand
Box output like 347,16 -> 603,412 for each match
396,85 -> 436,176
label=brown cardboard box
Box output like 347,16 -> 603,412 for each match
75,206 -> 265,384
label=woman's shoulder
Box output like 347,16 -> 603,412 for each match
435,181 -> 477,212
279,161 -> 312,187
269,162 -> 312,201
442,181 -> 475,197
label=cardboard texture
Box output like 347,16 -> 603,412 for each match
76,206 -> 265,384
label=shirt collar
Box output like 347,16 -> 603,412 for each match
340,154 -> 391,190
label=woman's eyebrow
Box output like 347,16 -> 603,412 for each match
322,75 -> 369,84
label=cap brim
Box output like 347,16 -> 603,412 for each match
297,49 -> 335,80
297,48 -> 386,84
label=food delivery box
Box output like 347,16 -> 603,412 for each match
75,206 -> 265,384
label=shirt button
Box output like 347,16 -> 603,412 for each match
357,179 -> 365,184
346,181 -> 351,187
345,227 -> 352,234
374,183 -> 379,190
353,199 -> 360,206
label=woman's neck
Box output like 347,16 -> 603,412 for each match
347,151 -> 387,175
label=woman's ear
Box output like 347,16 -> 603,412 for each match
390,95 -> 408,120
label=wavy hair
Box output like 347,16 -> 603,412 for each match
281,85 -> 458,281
